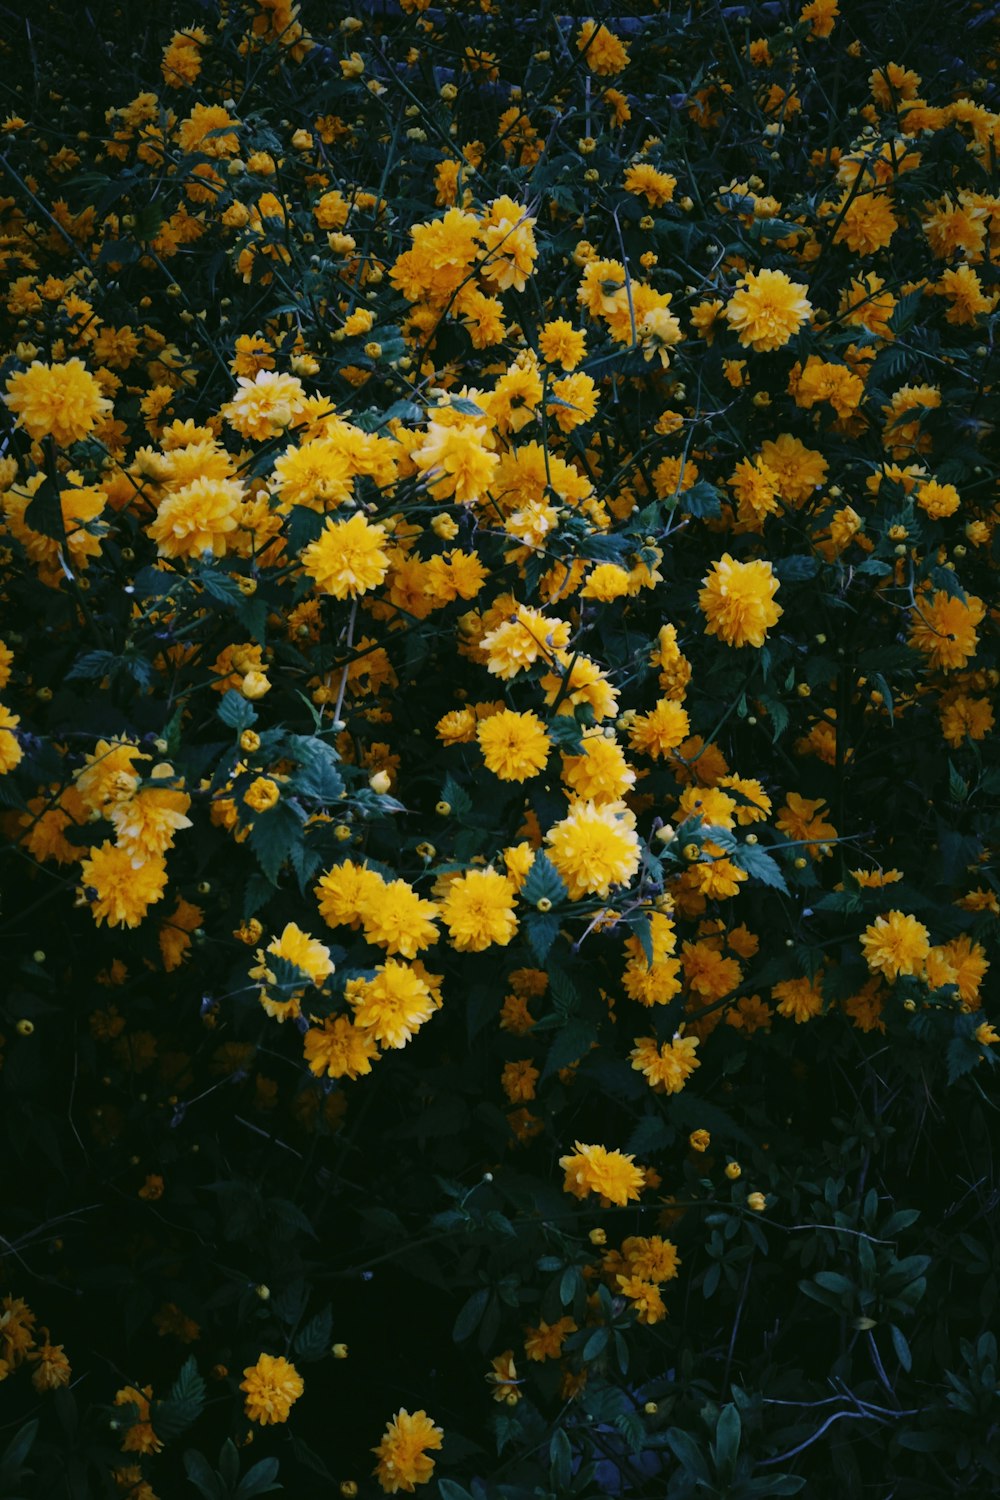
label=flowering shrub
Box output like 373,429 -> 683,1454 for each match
1,0 -> 999,1495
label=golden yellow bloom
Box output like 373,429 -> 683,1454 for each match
546,799 -> 641,899
773,974 -> 825,1023
477,708 -> 550,781
149,476 -> 244,560
908,589 -> 985,671
576,19 -> 630,75
28,1335 -> 72,1392
725,269 -> 812,352
0,703 -> 23,774
372,1408 -> 444,1494
80,843 -> 168,928
114,1384 -> 162,1454
699,554 -> 782,648
624,163 -> 677,206
559,1140 -> 645,1206
303,1014 -> 379,1080
630,1032 -> 700,1093
538,319 -> 587,371
351,960 -> 438,1048
4,357 -> 112,446
860,911 -> 931,982
240,1353 -> 304,1425
523,1316 -> 576,1361
243,776 -> 280,814
301,512 -> 390,598
440,868 -> 518,951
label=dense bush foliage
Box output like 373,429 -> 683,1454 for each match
1,0 -> 999,1495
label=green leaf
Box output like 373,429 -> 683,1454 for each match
733,841 -> 789,895
249,802 -> 305,884
549,1428 -> 573,1491
293,1306 -> 333,1363
712,1404 -> 741,1480
235,1457 -> 282,1498
678,479 -> 722,518
758,695 -> 790,742
542,1022 -> 596,1079
183,1450 -> 225,1500
24,473 -> 65,539
291,741 -> 344,802
947,1035 -> 981,1084
453,1289 -> 490,1343
288,1433 -> 333,1480
665,1428 -> 711,1482
627,1114 -> 671,1157
547,714 -> 586,754
437,1482 -> 475,1500
582,1327 -> 608,1361
520,852 -> 568,909
774,554 -> 819,582
218,690 -> 258,731
890,1324 -> 912,1373
526,911 -> 560,963
441,775 -> 473,822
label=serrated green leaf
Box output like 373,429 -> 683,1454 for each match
520,851 -> 568,909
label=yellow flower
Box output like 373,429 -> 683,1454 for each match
487,1349 -> 521,1402
148,476 -> 244,559
28,1335 -> 71,1392
481,606 -> 571,678
478,195 -> 538,292
699,553 -> 782,649
832,191 -> 898,255
725,268 -> 812,352
360,879 -> 440,958
110,769 -> 192,859
908,589 -> 985,672
4,357 -> 112,446
477,708 -> 550,781
689,1129 -> 711,1153
0,703 -> 23,774
372,1408 -> 444,1494
624,163 -> 677,206
628,698 -> 691,759
266,923 -> 335,987
561,730 -> 635,804
158,897 -> 204,973
524,1316 -> 577,1361
440,868 -> 518,951
220,369 -> 306,440
412,419 -> 498,505
240,1353 -> 304,1425
773,974 -> 825,1022
303,1014 -> 379,1080
775,793 -> 837,856
538,319 -> 587,371
301,512 -> 390,598
940,695 -> 994,748
546,799 -> 640,899
316,860 -> 386,930
630,1033 -> 700,1093
860,911 -> 931,982
559,1140 -> 646,1206
244,776 -> 280,814
351,959 -> 438,1048
114,1384 -> 162,1454
576,19 -> 630,75
80,843 -> 168,928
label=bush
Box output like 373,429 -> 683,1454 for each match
0,1 -> 998,1496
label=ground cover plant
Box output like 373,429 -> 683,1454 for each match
0,0 -> 999,1495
